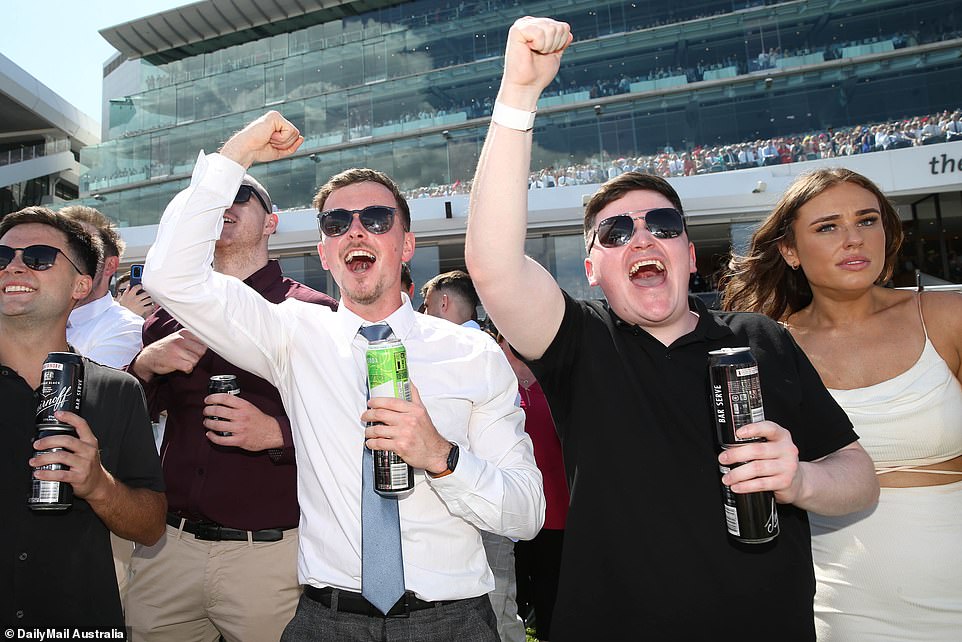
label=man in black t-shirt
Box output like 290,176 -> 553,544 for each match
0,207 -> 166,630
465,17 -> 879,641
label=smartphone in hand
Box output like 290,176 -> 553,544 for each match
129,264 -> 144,288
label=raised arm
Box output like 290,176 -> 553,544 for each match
465,17 -> 572,360
143,112 -> 304,382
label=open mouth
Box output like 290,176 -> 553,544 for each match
629,259 -> 666,286
223,215 -> 236,225
345,249 -> 377,273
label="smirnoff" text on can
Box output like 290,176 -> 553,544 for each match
365,338 -> 415,495
708,347 -> 765,446
208,375 -> 240,437
28,352 -> 84,511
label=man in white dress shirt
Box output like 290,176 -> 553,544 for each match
61,206 -> 144,368
143,111 -> 545,642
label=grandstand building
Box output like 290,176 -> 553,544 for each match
0,53 -> 98,218
80,0 -> 962,301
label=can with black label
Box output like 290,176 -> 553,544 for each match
208,374 -> 240,437
719,455 -> 780,543
365,338 -> 414,495
708,347 -> 765,446
29,352 -> 84,510
708,347 -> 779,543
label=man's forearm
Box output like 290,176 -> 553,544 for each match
88,477 -> 167,545
794,444 -> 879,516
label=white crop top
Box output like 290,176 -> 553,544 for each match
828,297 -> 962,474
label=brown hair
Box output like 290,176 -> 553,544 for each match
720,168 -> 903,320
421,269 -> 479,310
583,172 -> 685,248
0,206 -> 103,276
59,205 -> 125,259
312,168 -> 411,232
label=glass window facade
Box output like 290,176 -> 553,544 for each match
77,0 -> 962,294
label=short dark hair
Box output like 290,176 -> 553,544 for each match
312,168 -> 411,232
59,205 -> 124,259
0,206 -> 102,276
421,270 -> 479,309
583,172 -> 686,248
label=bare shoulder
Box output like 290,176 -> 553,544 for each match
921,291 -> 962,375
920,290 -> 962,330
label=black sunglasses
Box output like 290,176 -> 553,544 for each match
234,184 -> 271,214
587,208 -> 685,253
317,206 -> 396,237
0,244 -> 84,274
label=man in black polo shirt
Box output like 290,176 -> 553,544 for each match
465,17 -> 879,641
0,207 -> 166,630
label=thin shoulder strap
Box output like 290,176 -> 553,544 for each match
916,292 -> 930,342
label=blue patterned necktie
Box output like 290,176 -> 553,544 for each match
358,323 -> 406,614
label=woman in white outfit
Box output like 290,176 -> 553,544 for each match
721,168 -> 962,640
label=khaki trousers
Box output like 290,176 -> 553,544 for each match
126,522 -> 301,642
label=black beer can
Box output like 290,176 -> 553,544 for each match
29,352 -> 84,511
208,375 -> 240,437
719,456 -> 780,543
708,347 -> 779,543
708,347 -> 765,446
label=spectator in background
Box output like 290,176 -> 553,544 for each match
422,270 -> 525,642
116,271 -> 156,319
60,205 -> 148,603
60,206 -> 144,368
421,269 -> 481,329
115,272 -> 130,299
400,262 -> 415,300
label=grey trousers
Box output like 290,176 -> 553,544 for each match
481,531 -> 527,642
280,592 -> 499,642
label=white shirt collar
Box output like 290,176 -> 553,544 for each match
332,292 -> 417,344
67,292 -> 115,326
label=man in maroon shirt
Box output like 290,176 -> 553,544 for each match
124,175 -> 336,642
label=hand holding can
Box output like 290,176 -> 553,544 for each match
366,338 -> 415,495
207,374 -> 240,437
29,352 -> 84,511
708,347 -> 779,544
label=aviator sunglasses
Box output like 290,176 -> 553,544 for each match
317,206 -> 396,237
234,184 -> 271,213
0,244 -> 84,274
587,207 -> 686,253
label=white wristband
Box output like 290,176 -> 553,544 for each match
491,101 -> 536,132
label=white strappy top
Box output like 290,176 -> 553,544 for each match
827,297 -> 962,475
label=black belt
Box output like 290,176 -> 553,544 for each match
304,586 -> 465,619
166,513 -> 291,542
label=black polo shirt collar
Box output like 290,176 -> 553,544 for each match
609,295 -> 733,350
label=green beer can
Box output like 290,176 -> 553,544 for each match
366,338 -> 415,494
